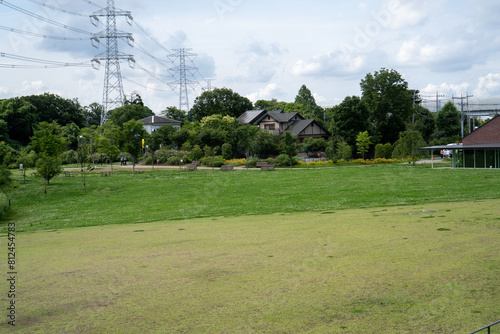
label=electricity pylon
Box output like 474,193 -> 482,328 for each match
91,0 -> 135,125
168,48 -> 198,111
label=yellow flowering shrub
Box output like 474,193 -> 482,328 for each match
223,158 -> 247,166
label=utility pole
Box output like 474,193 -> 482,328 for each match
168,48 -> 198,111
452,93 -> 473,138
91,0 -> 135,125
420,92 -> 445,113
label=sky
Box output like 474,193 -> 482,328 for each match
1,0 -> 500,115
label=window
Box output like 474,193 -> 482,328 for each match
264,123 -> 275,130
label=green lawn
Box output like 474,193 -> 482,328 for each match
0,165 -> 499,333
3,164 -> 500,232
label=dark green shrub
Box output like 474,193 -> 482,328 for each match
190,145 -> 203,161
275,154 -> 299,167
247,156 -> 259,168
62,150 -> 77,164
222,143 -> 232,160
0,192 -> 8,218
374,144 -> 385,159
201,156 -> 224,167
167,156 -> 181,166
0,164 -> 12,185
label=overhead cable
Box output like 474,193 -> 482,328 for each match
0,0 -> 93,35
22,0 -> 87,16
0,52 -> 93,67
0,25 -> 87,40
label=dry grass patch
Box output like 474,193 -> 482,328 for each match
2,200 -> 499,333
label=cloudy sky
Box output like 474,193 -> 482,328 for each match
1,0 -> 500,114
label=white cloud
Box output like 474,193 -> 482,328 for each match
420,82 -> 470,98
396,37 -> 481,71
246,83 -> 280,102
290,51 -> 367,77
388,0 -> 431,29
21,80 -> 49,95
474,73 -> 500,98
231,41 -> 286,83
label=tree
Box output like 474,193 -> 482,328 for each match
30,122 -> 66,191
413,106 -> 435,143
84,102 -> 104,127
356,131 -> 372,159
294,85 -> 325,123
161,106 -> 188,122
360,68 -> 413,144
337,139 -> 352,161
254,99 -> 287,111
0,141 -> 13,186
121,120 -> 147,175
189,88 -> 253,121
302,138 -> 327,154
280,131 -> 298,168
36,153 -> 63,191
435,101 -> 460,138
236,124 -> 259,168
22,93 -> 85,127
329,96 -> 370,149
295,85 -> 317,110
392,126 -> 427,165
30,121 -> 67,157
108,103 -> 154,127
0,99 -> 38,146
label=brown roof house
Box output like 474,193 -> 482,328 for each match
421,115 -> 500,168
139,115 -> 183,134
237,110 -> 330,142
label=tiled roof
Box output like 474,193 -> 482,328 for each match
140,115 -> 182,125
461,115 -> 500,145
237,110 -> 268,124
286,119 -> 314,135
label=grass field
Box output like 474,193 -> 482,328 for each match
1,165 -> 499,333
2,164 -> 500,232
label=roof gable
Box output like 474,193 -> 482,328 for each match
462,115 -> 500,145
286,119 -> 331,136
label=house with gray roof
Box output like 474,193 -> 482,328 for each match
139,115 -> 183,134
237,110 -> 330,141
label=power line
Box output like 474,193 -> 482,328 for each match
0,25 -> 87,41
133,21 -> 170,55
22,0 -> 88,16
122,76 -> 173,93
80,0 -> 103,8
0,0 -> 93,35
0,52 -> 93,67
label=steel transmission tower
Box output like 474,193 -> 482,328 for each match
91,0 -> 135,125
168,49 -> 198,111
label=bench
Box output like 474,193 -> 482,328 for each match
261,164 -> 275,170
64,172 -> 77,177
220,165 -> 234,171
256,162 -> 269,167
186,164 -> 197,171
101,171 -> 112,176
